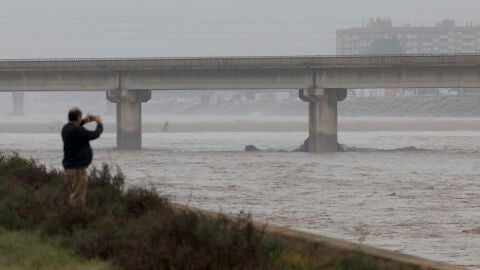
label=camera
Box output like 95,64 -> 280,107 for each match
87,114 -> 96,122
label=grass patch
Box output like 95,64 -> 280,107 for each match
0,152 -> 377,270
0,228 -> 112,270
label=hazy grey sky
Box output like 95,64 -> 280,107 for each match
1,0 -> 479,58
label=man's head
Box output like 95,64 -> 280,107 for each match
68,107 -> 82,125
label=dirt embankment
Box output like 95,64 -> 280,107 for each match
2,117 -> 480,133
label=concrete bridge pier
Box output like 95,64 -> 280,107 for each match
11,92 -> 25,116
300,88 -> 347,152
107,90 -> 151,150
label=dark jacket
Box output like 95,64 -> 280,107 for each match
62,120 -> 103,169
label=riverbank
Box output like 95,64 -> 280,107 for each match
1,116 -> 480,133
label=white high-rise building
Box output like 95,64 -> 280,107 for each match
337,19 -> 480,55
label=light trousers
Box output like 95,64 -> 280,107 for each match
65,168 -> 88,207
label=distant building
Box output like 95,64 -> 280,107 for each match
338,18 -> 480,97
337,18 -> 480,55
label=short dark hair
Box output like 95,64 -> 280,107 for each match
68,108 -> 82,122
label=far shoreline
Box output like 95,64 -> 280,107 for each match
1,116 -> 480,133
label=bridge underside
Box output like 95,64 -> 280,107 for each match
104,87 -> 348,152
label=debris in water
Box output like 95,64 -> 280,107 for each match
245,145 -> 260,152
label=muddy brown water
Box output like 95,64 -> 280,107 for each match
0,119 -> 479,269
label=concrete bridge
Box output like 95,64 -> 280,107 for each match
1,54 -> 480,152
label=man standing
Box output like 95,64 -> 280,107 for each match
61,107 -> 103,207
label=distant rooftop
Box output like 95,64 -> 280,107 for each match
338,18 -> 480,33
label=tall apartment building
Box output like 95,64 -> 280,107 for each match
336,18 -> 480,55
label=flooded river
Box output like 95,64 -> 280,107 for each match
0,119 -> 479,269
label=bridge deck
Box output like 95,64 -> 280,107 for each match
0,54 -> 479,71
1,54 -> 480,90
